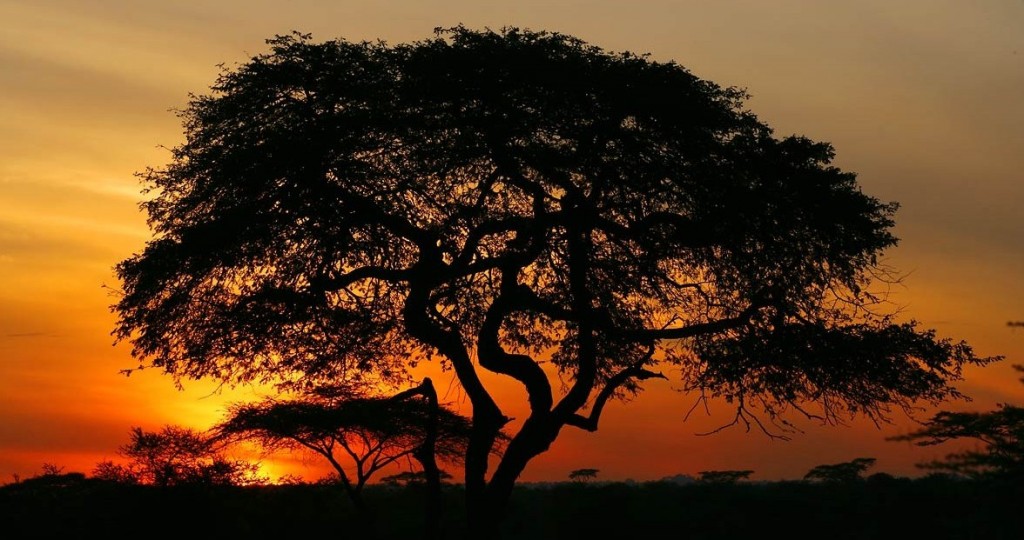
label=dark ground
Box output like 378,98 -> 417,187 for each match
2,474 -> 1020,539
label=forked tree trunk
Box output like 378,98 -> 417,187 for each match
465,416 -> 563,540
463,416 -> 506,539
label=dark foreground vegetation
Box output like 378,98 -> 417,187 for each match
3,474 -> 1020,540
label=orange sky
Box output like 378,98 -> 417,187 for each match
1,0 -> 1022,485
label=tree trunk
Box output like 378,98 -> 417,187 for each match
413,378 -> 443,540
463,414 -> 505,539
348,488 -> 377,538
326,436 -> 376,536
466,416 -> 562,540
390,378 -> 446,540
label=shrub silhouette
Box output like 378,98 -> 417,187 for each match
92,425 -> 265,487
382,470 -> 454,487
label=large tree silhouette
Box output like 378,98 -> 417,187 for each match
112,27 -> 995,537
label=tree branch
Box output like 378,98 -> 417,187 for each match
564,347 -> 666,432
610,304 -> 761,341
477,274 -> 554,414
314,265 -> 411,291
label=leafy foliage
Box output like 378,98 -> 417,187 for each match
112,26 -> 991,421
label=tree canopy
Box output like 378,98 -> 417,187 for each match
888,365 -> 1024,479
803,457 -> 877,483
112,26 -> 995,535
568,468 -> 599,483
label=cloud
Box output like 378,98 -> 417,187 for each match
0,2 -> 225,97
0,219 -> 133,267
4,332 -> 53,338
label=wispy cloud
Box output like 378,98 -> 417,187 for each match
5,332 -> 54,338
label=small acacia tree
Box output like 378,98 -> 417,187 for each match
568,468 -> 599,483
211,382 -> 480,515
112,27 -> 995,537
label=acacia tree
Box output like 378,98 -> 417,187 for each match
112,27 -> 995,537
211,381 -> 479,519
568,468 -> 599,483
888,365 -> 1024,479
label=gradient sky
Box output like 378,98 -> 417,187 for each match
1,0 -> 1022,484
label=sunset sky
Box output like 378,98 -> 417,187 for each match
1,0 -> 1022,485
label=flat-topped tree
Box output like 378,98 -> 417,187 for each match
112,26 -> 996,538
211,382 -> 482,522
568,468 -> 599,483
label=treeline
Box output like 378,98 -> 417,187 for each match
2,472 -> 1020,539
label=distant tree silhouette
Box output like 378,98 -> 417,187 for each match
382,469 -> 454,487
92,425 -> 265,487
111,26 -> 995,537
7,465 -> 87,490
697,470 -> 754,484
568,468 -> 599,483
91,460 -> 137,484
888,364 -> 1024,479
39,463 -> 64,477
803,457 -> 877,483
211,381 -> 487,532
